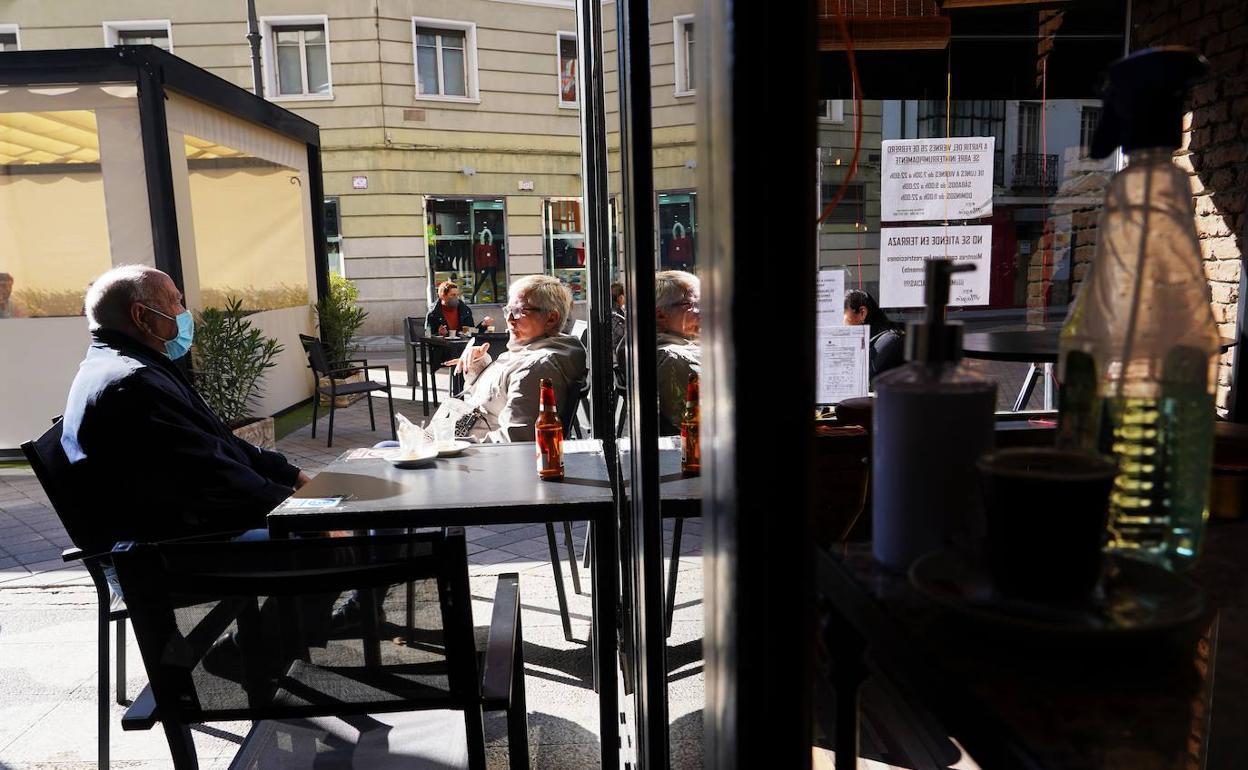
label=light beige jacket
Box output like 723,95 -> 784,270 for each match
656,332 -> 700,434
462,333 -> 588,442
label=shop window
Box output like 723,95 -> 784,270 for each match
819,99 -> 844,123
558,32 -> 579,108
413,19 -> 477,101
918,99 -> 1006,185
544,198 -> 587,301
182,134 -> 309,311
673,16 -> 695,96
658,191 -> 697,271
426,197 -> 507,304
103,21 -> 172,51
261,16 -> 331,99
0,26 -> 20,51
0,109 -> 112,318
324,197 -> 343,276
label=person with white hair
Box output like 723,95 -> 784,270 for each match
446,275 -> 587,442
59,265 -> 310,554
655,270 -> 700,435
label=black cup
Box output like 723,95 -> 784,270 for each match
977,448 -> 1118,602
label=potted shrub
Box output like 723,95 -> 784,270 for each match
314,273 -> 369,407
193,297 -> 284,449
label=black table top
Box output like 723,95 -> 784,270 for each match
818,519 -> 1248,769
268,442 -> 614,534
963,327 -> 1238,364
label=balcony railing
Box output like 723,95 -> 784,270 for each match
1011,153 -> 1059,195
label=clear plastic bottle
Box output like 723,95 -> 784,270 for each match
1057,48 -> 1218,571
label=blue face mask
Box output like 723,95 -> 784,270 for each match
143,304 -> 194,360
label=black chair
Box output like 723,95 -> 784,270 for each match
300,334 -> 396,448
22,419 -> 130,770
113,528 -> 529,770
403,316 -> 429,407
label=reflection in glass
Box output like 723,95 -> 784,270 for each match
183,134 -> 309,311
544,198 -> 587,301
657,192 -> 697,271
0,109 -> 111,317
655,270 -> 701,435
426,197 -> 507,304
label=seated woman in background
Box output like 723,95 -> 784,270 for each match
844,289 -> 905,380
448,275 -> 586,442
426,280 -> 493,336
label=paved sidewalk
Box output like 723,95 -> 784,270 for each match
0,360 -> 704,769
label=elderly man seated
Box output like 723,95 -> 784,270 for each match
447,275 -> 587,442
61,265 -> 310,554
655,270 -> 700,435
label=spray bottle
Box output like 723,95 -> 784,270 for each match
1057,47 -> 1217,570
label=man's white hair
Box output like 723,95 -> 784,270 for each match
85,265 -> 164,332
510,275 -> 573,330
655,270 -> 699,311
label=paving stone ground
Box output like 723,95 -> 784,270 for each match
0,359 -> 704,769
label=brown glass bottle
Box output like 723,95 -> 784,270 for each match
681,372 -> 701,476
535,378 -> 565,481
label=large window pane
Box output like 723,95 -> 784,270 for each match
275,40 -> 303,96
417,44 -> 439,95
426,197 -> 507,304
442,47 -> 466,96
658,191 -> 697,271
544,198 -> 586,300
0,110 -> 111,318
183,134 -> 309,311
559,35 -> 578,105
305,42 -> 329,94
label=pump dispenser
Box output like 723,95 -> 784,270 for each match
872,260 -> 997,571
1058,47 -> 1217,571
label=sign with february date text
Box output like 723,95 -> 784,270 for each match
881,137 -> 994,222
817,325 -> 869,405
878,226 -> 992,308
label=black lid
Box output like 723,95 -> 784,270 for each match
1090,46 -> 1208,159
904,259 -> 973,365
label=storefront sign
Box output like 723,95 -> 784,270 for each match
878,225 -> 992,308
817,325 -> 869,405
881,137 -> 994,222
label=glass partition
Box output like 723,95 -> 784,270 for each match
544,197 -> 588,301
183,134 -> 309,311
0,109 -> 112,318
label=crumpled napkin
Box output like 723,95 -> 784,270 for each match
395,413 -> 438,460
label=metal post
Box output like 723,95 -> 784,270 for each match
246,0 -> 264,97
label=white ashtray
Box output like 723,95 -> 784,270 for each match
437,440 -> 471,457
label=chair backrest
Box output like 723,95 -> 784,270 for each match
298,334 -> 331,376
112,528 -> 481,725
21,420 -> 97,552
569,319 -> 588,343
404,316 -> 425,343
559,380 -> 590,436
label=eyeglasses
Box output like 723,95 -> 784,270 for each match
664,299 -> 700,314
503,304 -> 544,320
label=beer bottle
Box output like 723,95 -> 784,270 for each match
535,378 -> 565,481
681,372 -> 701,475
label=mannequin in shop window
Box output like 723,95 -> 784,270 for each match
844,288 -> 905,381
655,270 -> 700,435
665,221 -> 694,269
473,226 -> 501,303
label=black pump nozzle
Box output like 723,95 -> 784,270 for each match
1090,46 -> 1208,159
906,259 -> 974,365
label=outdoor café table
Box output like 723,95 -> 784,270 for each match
962,328 -> 1239,412
267,441 -> 620,764
816,518 -> 1248,770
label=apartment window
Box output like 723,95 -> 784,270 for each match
558,32 -> 578,107
1080,106 -> 1100,158
325,197 -> 343,276
819,182 -> 866,226
818,99 -> 845,123
0,25 -> 20,51
260,16 -> 331,99
103,21 -> 171,51
413,19 -> 478,101
673,15 -> 695,96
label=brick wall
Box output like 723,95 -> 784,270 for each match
1133,0 -> 1247,415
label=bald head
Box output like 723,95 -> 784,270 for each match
85,265 -> 165,332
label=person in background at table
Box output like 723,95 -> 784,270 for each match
610,281 -> 627,356
0,272 -> 28,318
844,288 -> 905,381
448,275 -> 587,442
426,280 -> 493,336
656,270 -> 700,435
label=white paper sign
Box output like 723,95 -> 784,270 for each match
881,137 -> 995,222
817,325 -> 869,405
879,225 -> 992,308
816,269 -> 846,328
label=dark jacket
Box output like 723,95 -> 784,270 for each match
60,330 -> 300,552
869,326 -> 906,380
426,301 -> 486,335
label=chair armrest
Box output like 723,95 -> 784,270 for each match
62,547 -> 85,563
481,572 -> 521,707
329,358 -> 369,368
121,684 -> 158,731
324,364 -> 368,381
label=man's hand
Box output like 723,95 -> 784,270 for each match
480,315 -> 494,326
437,324 -> 448,336
294,470 -> 312,490
444,341 -> 491,374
